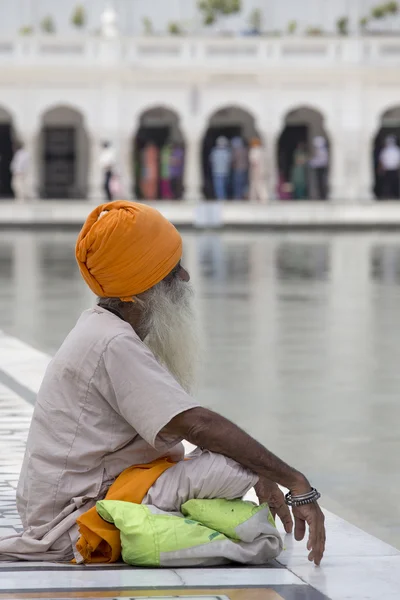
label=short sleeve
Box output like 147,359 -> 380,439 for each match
102,333 -> 199,450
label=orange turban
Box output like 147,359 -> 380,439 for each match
76,201 -> 182,301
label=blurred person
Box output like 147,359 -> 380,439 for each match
231,137 -> 248,200
277,173 -> 293,200
291,142 -> 308,200
249,138 -> 268,203
309,136 -> 329,200
379,135 -> 400,199
99,141 -> 116,202
141,141 -> 159,200
10,141 -> 29,203
0,201 -> 325,565
170,143 -> 185,200
160,142 -> 173,200
210,136 -> 231,200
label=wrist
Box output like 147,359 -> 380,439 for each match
289,474 -> 312,496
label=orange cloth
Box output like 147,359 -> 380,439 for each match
76,458 -> 175,563
75,201 -> 182,301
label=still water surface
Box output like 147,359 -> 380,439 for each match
0,230 -> 399,548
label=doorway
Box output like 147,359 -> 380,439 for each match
43,127 -> 76,199
0,123 -> 13,198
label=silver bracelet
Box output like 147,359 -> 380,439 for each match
285,488 -> 321,507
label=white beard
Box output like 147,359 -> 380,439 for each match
141,279 -> 199,394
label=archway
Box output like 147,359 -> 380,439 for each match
373,107 -> 400,200
134,107 -> 185,200
39,106 -> 89,199
277,107 -> 330,201
0,107 -> 16,198
202,106 -> 259,200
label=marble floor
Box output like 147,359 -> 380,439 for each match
1,333 -> 400,599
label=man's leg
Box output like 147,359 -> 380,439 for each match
104,171 -> 112,201
143,449 -> 258,512
213,174 -> 223,200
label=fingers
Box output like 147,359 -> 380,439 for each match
306,506 -> 326,566
276,503 -> 293,534
294,515 -> 306,541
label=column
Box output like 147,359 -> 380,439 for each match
88,135 -> 103,202
120,135 -> 134,200
329,129 -> 348,203
358,128 -> 375,202
183,131 -> 202,203
266,131 -> 279,202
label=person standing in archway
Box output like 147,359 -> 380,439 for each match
170,143 -> 185,200
309,137 -> 329,200
249,138 -> 268,203
10,141 -> 30,203
99,141 -> 116,202
160,142 -> 173,200
231,137 -> 248,200
291,142 -> 308,200
379,135 -> 400,199
141,142 -> 159,201
210,137 -> 231,201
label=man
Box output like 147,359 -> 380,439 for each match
309,136 -> 329,200
170,143 -> 185,200
0,201 -> 325,565
231,137 -> 248,200
379,135 -> 400,199
10,141 -> 30,203
99,141 -> 116,202
140,141 -> 159,200
249,137 -> 268,203
210,136 -> 232,200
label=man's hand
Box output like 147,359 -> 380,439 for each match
292,502 -> 326,566
255,478 -> 293,534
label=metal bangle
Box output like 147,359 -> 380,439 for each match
285,488 -> 321,507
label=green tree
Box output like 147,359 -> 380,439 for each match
287,20 -> 297,34
142,17 -> 153,35
360,16 -> 369,30
19,25 -> 34,35
40,16 -> 56,34
168,21 -> 183,35
248,8 -> 262,33
198,0 -> 242,27
71,5 -> 86,29
383,1 -> 398,14
372,5 -> 386,19
336,16 -> 349,35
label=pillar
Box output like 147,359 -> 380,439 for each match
88,135 -> 103,202
119,134 -> 134,200
183,131 -> 202,203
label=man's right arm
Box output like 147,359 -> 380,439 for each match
163,406 -> 325,565
164,407 -> 308,492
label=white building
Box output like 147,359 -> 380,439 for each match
1,20 -> 400,203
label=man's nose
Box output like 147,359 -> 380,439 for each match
179,267 -> 190,282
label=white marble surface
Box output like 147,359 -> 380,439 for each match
4,200 -> 400,229
1,332 -> 400,599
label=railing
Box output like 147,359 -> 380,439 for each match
0,35 -> 400,68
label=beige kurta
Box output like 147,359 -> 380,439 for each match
0,306 -> 199,561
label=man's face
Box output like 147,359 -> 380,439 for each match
141,262 -> 199,395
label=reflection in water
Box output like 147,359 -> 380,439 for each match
0,231 -> 400,549
276,243 -> 329,281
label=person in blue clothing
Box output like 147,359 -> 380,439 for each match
210,136 -> 232,200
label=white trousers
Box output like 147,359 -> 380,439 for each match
143,448 -> 258,510
12,174 -> 28,203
